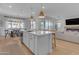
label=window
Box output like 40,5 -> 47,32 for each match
6,21 -> 24,29
57,22 -> 63,31
31,21 -> 36,30
57,23 -> 62,28
7,22 -> 12,28
30,20 -> 55,30
40,21 -> 54,30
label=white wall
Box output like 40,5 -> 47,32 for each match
56,19 -> 65,32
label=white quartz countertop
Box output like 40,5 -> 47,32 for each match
29,31 -> 53,35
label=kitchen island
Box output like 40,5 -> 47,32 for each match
23,31 -> 54,55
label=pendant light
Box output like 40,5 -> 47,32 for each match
38,4 -> 46,18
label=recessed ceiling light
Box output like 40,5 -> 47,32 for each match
8,5 -> 12,8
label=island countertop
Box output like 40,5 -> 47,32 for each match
23,30 -> 56,55
29,31 -> 54,36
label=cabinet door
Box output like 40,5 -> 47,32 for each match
26,32 -> 30,47
23,32 -> 30,48
48,34 -> 52,52
23,32 -> 28,46
37,35 -> 51,55
29,34 -> 35,52
34,36 -> 38,54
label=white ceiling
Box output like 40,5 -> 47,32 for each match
0,3 -> 79,19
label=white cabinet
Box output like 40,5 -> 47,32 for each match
29,34 -> 35,52
34,34 -> 52,55
23,32 -> 35,53
23,32 -> 29,47
23,31 -> 53,55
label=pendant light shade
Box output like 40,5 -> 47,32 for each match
39,10 -> 45,18
38,5 -> 46,18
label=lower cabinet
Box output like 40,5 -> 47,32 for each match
23,32 -> 30,48
35,34 -> 52,55
23,32 -> 52,55
29,34 -> 35,53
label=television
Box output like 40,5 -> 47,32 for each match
66,18 -> 79,25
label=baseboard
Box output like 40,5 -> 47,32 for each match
57,38 -> 79,45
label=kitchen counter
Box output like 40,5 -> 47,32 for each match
29,31 -> 52,36
23,31 -> 54,55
